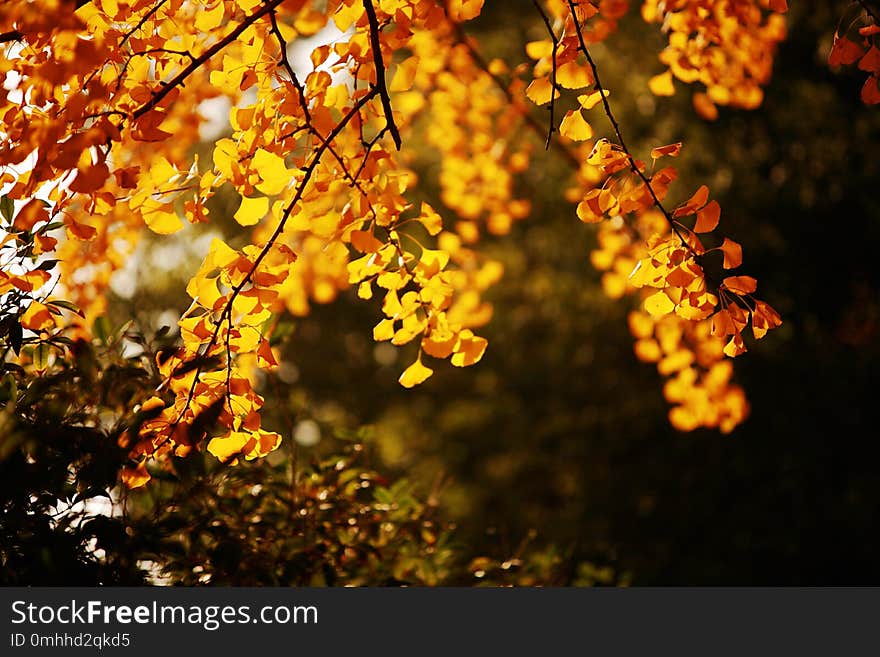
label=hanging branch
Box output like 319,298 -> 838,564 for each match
560,0 -> 696,256
530,0 -> 561,149
362,0 -> 403,150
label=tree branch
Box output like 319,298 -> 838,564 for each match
132,0 -> 286,121
562,0 -> 695,255
362,0 -> 402,150
451,23 -> 581,168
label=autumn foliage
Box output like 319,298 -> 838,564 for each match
2,0 -> 872,495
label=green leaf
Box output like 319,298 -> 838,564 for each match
92,316 -> 111,345
33,342 -> 50,370
0,195 -> 13,223
47,299 -> 85,318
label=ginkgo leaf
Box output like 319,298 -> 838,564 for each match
694,200 -> 720,232
390,56 -> 419,92
526,77 -> 555,105
557,61 -> 592,89
234,196 -> 268,226
121,462 -> 151,489
350,229 -> 384,253
673,185 -> 709,217
692,93 -> 719,120
451,330 -> 487,367
142,199 -> 183,234
722,275 -> 757,295
207,432 -> 250,462
373,318 -> 395,341
447,0 -> 484,22
752,300 -> 782,339
650,143 -> 682,159
559,109 -> 593,141
194,0 -> 225,32
644,291 -> 675,317
861,75 -> 880,105
418,202 -> 443,235
648,71 -> 675,96
578,89 -> 610,110
829,37 -> 865,67
719,237 -> 743,269
857,46 -> 880,72
526,39 -> 553,60
253,149 -> 290,195
399,355 -> 433,388
723,332 -> 747,357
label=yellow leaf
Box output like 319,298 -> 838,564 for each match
723,332 -> 747,357
21,302 -> 56,331
648,71 -> 675,96
451,330 -> 487,367
578,89 -> 610,110
526,40 -> 553,60
195,1 -> 225,32
373,318 -> 395,341
556,61 -> 592,89
253,149 -> 290,195
399,355 -> 433,388
234,196 -> 268,226
644,290 -> 675,317
447,0 -> 484,22
559,109 -> 593,141
418,202 -> 443,235
390,56 -> 419,92
142,198 -> 183,234
121,461 -> 151,489
526,77 -> 554,105
207,431 -> 251,462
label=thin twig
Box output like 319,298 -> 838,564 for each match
132,0 -> 286,121
362,0 -> 402,150
162,88 -> 380,445
563,0 -> 695,254
531,0 -> 560,149
451,23 -> 581,168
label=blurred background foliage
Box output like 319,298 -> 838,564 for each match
2,1 -> 880,584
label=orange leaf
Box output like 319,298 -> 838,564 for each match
692,92 -> 718,120
722,275 -> 757,295
350,229 -> 383,253
21,301 -> 56,331
858,46 -> 880,72
723,332 -> 747,357
650,143 -> 682,159
673,185 -> 709,218
694,200 -> 720,233
861,75 -> 880,105
829,37 -> 865,67
719,237 -> 742,269
121,461 -> 151,489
